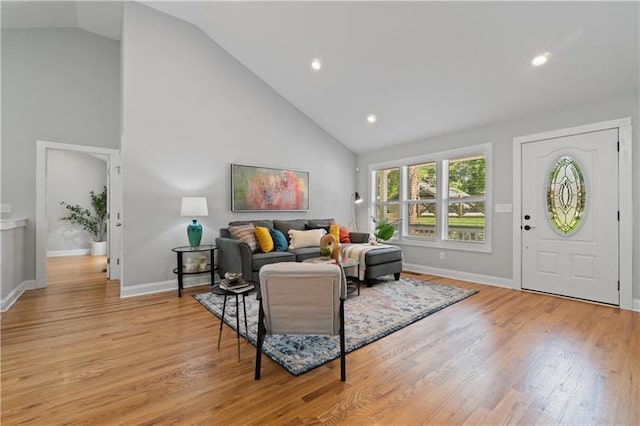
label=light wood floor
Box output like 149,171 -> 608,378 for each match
1,256 -> 638,425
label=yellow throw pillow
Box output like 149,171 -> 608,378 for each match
329,224 -> 341,244
255,226 -> 274,253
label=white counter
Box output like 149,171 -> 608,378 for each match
1,218 -> 30,311
1,218 -> 28,231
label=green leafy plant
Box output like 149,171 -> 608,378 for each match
319,247 -> 332,257
60,186 -> 107,242
371,217 -> 396,241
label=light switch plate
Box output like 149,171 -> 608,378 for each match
0,203 -> 11,214
495,203 -> 512,214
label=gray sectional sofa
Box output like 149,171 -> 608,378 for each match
215,218 -> 402,285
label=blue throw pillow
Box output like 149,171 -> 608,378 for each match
269,228 -> 288,252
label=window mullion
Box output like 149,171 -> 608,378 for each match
440,159 -> 448,241
400,165 -> 407,238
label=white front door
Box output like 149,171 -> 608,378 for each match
521,128 -> 619,305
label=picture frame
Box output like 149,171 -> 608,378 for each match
231,163 -> 310,212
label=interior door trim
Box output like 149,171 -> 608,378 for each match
35,140 -> 121,290
512,118 -> 633,310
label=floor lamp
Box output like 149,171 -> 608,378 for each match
349,192 -> 363,231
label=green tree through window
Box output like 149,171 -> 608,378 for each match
449,156 -> 485,196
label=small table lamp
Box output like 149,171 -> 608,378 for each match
180,196 -> 209,247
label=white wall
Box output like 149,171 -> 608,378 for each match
1,28 -> 120,279
46,150 -> 107,254
121,3 -> 356,291
357,94 -> 639,300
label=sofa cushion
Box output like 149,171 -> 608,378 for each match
349,232 -> 370,243
307,218 -> 335,227
251,251 -> 296,270
228,224 -> 259,253
269,228 -> 288,252
288,229 -> 325,249
305,223 -> 330,233
273,219 -> 309,244
255,226 -> 274,253
229,220 -> 274,229
288,246 -> 322,262
365,246 -> 403,265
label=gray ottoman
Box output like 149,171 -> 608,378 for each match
364,246 -> 403,285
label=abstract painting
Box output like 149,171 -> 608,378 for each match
231,164 -> 310,211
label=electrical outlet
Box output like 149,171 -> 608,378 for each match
439,252 -> 445,260
0,203 -> 11,214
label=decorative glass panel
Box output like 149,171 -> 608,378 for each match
547,156 -> 586,235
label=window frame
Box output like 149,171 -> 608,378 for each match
369,143 -> 492,253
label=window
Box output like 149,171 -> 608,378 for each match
407,161 -> 437,238
374,166 -> 399,216
445,154 -> 486,242
370,143 -> 491,252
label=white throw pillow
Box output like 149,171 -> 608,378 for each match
288,229 -> 326,249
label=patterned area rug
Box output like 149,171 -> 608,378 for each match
193,276 -> 477,376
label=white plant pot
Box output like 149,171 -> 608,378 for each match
90,241 -> 107,256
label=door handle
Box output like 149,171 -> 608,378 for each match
116,222 -> 122,227
523,225 -> 535,231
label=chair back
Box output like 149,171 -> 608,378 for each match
259,262 -> 345,336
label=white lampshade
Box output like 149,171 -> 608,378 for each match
180,197 -> 208,217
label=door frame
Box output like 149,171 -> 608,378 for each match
35,140 -> 122,290
512,118 -> 633,310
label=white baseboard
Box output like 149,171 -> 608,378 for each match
120,276 -> 212,298
404,263 -> 640,312
402,262 -> 514,289
1,279 -> 36,312
47,249 -> 90,257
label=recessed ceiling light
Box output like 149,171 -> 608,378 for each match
366,114 -> 377,124
531,52 -> 551,67
310,58 -> 322,71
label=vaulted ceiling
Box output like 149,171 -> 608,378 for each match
3,1 -> 638,154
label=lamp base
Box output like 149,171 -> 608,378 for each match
187,219 -> 203,247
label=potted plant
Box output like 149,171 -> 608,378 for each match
319,246 -> 332,258
60,186 -> 107,256
371,216 -> 397,242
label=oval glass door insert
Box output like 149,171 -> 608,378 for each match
547,156 -> 586,235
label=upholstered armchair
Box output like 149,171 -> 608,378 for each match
255,262 -> 347,381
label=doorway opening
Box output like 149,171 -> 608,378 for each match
36,140 -> 121,293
